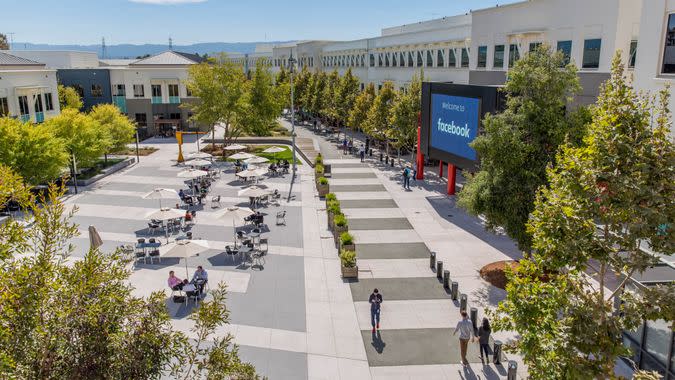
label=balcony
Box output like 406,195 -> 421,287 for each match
20,114 -> 30,123
169,96 -> 180,104
113,96 -> 127,113
35,112 -> 44,123
151,96 -> 163,104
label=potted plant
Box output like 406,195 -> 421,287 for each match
333,213 -> 348,243
326,200 -> 340,229
317,177 -> 329,197
340,232 -> 355,252
339,249 -> 358,279
315,154 -> 323,166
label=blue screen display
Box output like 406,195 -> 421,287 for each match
429,94 -> 480,161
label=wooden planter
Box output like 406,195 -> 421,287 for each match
341,243 -> 355,252
317,183 -> 329,197
341,265 -> 358,279
333,225 -> 347,244
327,211 -> 334,230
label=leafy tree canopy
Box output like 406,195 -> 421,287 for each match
89,104 -> 136,154
58,84 -> 83,111
46,108 -> 111,168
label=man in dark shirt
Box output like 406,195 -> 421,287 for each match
369,288 -> 383,333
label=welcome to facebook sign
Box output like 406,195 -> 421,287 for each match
429,94 -> 481,161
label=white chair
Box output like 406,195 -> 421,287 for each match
276,211 -> 286,225
211,195 -> 221,208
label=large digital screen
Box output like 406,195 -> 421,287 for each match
429,94 -> 481,161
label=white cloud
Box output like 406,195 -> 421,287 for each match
129,0 -> 206,4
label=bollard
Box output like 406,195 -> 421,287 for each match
507,361 -> 517,380
493,340 -> 502,365
429,252 -> 436,269
460,294 -> 467,312
379,153 -> 383,162
436,261 -> 443,279
443,270 -> 450,288
451,282 -> 458,300
369,148 -> 373,156
390,158 -> 395,167
470,307 -> 478,331
187,232 -> 193,240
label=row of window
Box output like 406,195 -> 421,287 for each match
0,93 -> 54,119
110,84 -> 187,98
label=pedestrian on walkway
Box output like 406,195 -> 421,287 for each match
359,145 -> 365,162
342,138 -> 348,154
402,166 -> 411,190
369,288 -> 383,333
477,318 -> 491,364
453,311 -> 475,366
365,137 -> 370,154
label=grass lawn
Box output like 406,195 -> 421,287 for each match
78,158 -> 126,179
220,145 -> 302,165
112,147 -> 158,156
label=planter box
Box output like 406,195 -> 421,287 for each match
66,157 -> 135,187
317,183 -> 329,197
341,265 -> 358,279
333,225 -> 347,244
327,211 -> 334,230
341,243 -> 355,252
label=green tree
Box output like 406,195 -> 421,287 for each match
348,82 -> 375,133
321,70 -> 340,122
301,70 -> 317,114
493,53 -> 675,379
240,58 -> 282,136
364,82 -> 396,155
0,117 -> 67,184
0,33 -> 9,50
58,84 -> 83,111
292,66 -> 310,112
274,65 -> 291,110
457,45 -> 586,251
389,70 -> 423,161
185,54 -> 247,148
46,108 -> 111,169
335,68 -> 360,133
89,104 -> 136,160
309,71 -> 327,117
0,170 -> 259,379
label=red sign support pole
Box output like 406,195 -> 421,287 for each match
447,164 -> 457,195
416,112 -> 424,180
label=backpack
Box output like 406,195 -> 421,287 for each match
403,168 -> 410,178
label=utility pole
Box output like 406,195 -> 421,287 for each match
169,37 -> 173,51
101,37 -> 107,59
289,50 -> 297,183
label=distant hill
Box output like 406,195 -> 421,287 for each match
9,42 -> 292,58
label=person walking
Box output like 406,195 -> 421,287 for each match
359,145 -> 365,162
453,310 -> 475,366
342,138 -> 348,154
369,288 -> 383,333
402,166 -> 411,190
477,318 -> 492,364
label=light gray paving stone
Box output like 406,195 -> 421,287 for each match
356,242 -> 431,260
330,172 -> 377,179
347,218 -> 412,230
330,184 -> 386,192
340,199 -> 398,209
237,345 -> 308,380
327,163 -> 367,168
349,277 -> 450,301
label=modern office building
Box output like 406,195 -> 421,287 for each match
0,52 -> 60,123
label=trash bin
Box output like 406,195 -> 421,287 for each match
493,340 -> 502,365
507,360 -> 517,380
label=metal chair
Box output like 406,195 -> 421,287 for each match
276,211 -> 286,225
258,238 -> 269,255
148,222 -> 160,235
148,249 -> 161,264
225,245 -> 240,263
211,195 -> 221,208
251,250 -> 265,269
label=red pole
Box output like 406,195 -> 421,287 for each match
439,161 -> 443,178
447,164 -> 457,195
416,113 -> 424,180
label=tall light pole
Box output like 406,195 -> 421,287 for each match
289,51 -> 297,182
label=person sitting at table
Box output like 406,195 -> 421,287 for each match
179,189 -> 186,199
183,280 -> 198,299
192,266 -> 208,293
185,210 -> 193,222
168,271 -> 184,291
242,160 -> 249,170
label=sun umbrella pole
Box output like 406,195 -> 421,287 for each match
185,258 -> 189,279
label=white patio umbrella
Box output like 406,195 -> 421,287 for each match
88,225 -> 103,250
223,144 -> 247,151
235,169 -> 258,179
217,206 -> 254,242
262,146 -> 286,154
228,152 -> 255,160
177,168 -> 209,179
245,156 -> 269,165
251,167 -> 269,178
143,188 -> 180,208
187,158 -> 212,167
162,239 -> 210,278
187,152 -> 212,159
146,207 -> 185,221
238,186 -> 271,198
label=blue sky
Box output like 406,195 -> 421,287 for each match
2,0 -> 519,45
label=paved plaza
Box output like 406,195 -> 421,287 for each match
61,121 -> 526,379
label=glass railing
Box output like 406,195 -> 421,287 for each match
113,96 -> 127,113
35,112 -> 44,123
169,96 -> 180,104
20,114 -> 30,123
151,96 -> 163,104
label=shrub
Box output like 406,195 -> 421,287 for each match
334,213 -> 347,227
339,250 -> 356,268
318,177 -> 328,185
327,200 -> 341,215
325,193 -> 337,202
340,232 -> 354,246
315,154 -> 323,165
315,164 -> 324,175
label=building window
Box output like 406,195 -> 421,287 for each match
385,54 -> 390,67
18,96 -> 29,116
529,42 -> 542,52
392,53 -> 397,67
582,39 -> 602,69
437,50 -> 444,67
426,50 -> 433,67
408,52 -> 414,67
113,84 -> 126,96
169,112 -> 181,120
493,45 -> 504,69
73,85 -> 84,98
417,51 -> 423,67
399,52 -> 405,67
168,84 -> 179,97
186,87 -> 193,97
44,93 -> 54,111
151,84 -> 162,97
0,97 -> 8,116
477,46 -> 487,68
557,40 -> 572,66
34,95 -> 43,113
508,44 -> 520,67
378,54 -> 383,67
461,48 -> 469,68
135,113 -> 147,127
91,84 -> 103,97
448,49 -> 456,68
369,54 -> 375,67
663,14 -> 675,73
133,84 -> 144,97
627,40 -> 638,69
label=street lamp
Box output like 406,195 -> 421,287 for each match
289,51 -> 297,182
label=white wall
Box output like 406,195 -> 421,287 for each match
8,50 -> 100,69
0,69 -> 60,122
109,66 -> 193,99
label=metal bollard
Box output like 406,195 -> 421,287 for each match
390,158 -> 395,167
429,252 -> 436,269
369,148 -> 373,156
443,270 -> 450,288
493,340 -> 502,365
470,307 -> 478,331
460,294 -> 467,312
379,153 -> 383,162
451,282 -> 458,300
507,361 -> 517,380
436,261 -> 443,279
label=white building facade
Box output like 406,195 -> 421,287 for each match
0,52 -> 60,123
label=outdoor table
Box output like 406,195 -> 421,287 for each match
238,245 -> 253,263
